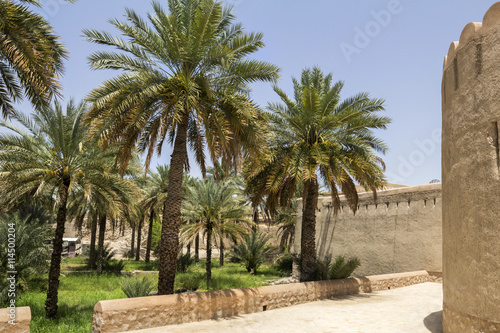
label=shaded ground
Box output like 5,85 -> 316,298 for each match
128,282 -> 443,333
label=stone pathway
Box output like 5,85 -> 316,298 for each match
127,282 -> 443,333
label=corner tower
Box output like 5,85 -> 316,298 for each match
442,2 -> 500,332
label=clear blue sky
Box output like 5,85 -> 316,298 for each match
26,0 -> 496,186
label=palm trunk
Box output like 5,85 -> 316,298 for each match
219,235 -> 224,267
300,179 -> 318,282
158,115 -> 189,295
194,234 -> 199,262
135,215 -> 144,261
130,223 -> 135,258
97,213 -> 106,274
88,211 -> 98,269
145,209 -> 154,263
206,223 -> 212,289
44,177 -> 70,318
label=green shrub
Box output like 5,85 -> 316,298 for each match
176,252 -> 194,273
176,273 -> 203,291
314,255 -> 360,280
85,244 -> 124,273
121,276 -> 154,298
229,231 -> 273,274
103,260 -> 126,275
274,248 -> 296,276
327,255 -> 361,279
0,207 -> 52,305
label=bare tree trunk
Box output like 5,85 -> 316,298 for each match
206,223 -> 212,289
300,179 -> 318,282
44,177 -> 70,318
88,210 -> 98,269
194,234 -> 199,262
158,115 -> 188,295
145,209 -> 154,263
135,215 -> 144,261
97,213 -> 106,274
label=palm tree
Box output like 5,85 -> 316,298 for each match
140,165 -> 170,263
0,101 -> 129,318
0,0 -> 70,118
65,144 -> 140,272
181,178 -> 250,287
244,67 -> 390,282
83,0 -> 279,294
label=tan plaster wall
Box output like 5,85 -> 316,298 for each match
0,306 -> 31,333
92,271 -> 430,333
442,3 -> 500,332
293,184 -> 442,277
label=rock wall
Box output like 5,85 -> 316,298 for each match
92,271 -> 431,333
442,2 -> 500,332
293,183 -> 442,277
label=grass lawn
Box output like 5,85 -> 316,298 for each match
18,259 -> 283,332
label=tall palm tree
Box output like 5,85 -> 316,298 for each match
83,0 -> 279,294
0,0 -> 69,118
181,178 -> 249,287
244,67 -> 390,282
0,101 -> 126,318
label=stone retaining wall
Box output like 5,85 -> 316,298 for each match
0,306 -> 31,333
92,270 -> 430,333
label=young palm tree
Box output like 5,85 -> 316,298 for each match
83,0 -> 279,294
181,178 -> 250,287
0,0 -> 70,118
0,101 -> 132,318
244,67 -> 390,282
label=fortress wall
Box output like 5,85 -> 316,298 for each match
293,183 -> 442,277
442,3 -> 500,332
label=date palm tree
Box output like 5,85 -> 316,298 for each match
0,101 -> 132,318
83,0 -> 279,294
244,67 -> 390,282
0,0 -> 69,118
140,165 -> 170,263
181,177 -> 250,288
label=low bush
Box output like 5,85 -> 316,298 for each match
176,273 -> 203,291
274,248 -> 296,276
229,231 -> 273,274
85,244 -> 124,274
176,252 -> 194,273
0,207 -> 52,305
314,255 -> 361,280
121,276 -> 155,298
103,260 -> 126,275
327,255 -> 361,279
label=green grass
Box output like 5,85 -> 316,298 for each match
17,273 -> 129,333
14,260 -> 282,333
61,257 -> 159,272
176,260 -> 282,291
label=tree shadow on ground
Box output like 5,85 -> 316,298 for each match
424,310 -> 443,333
